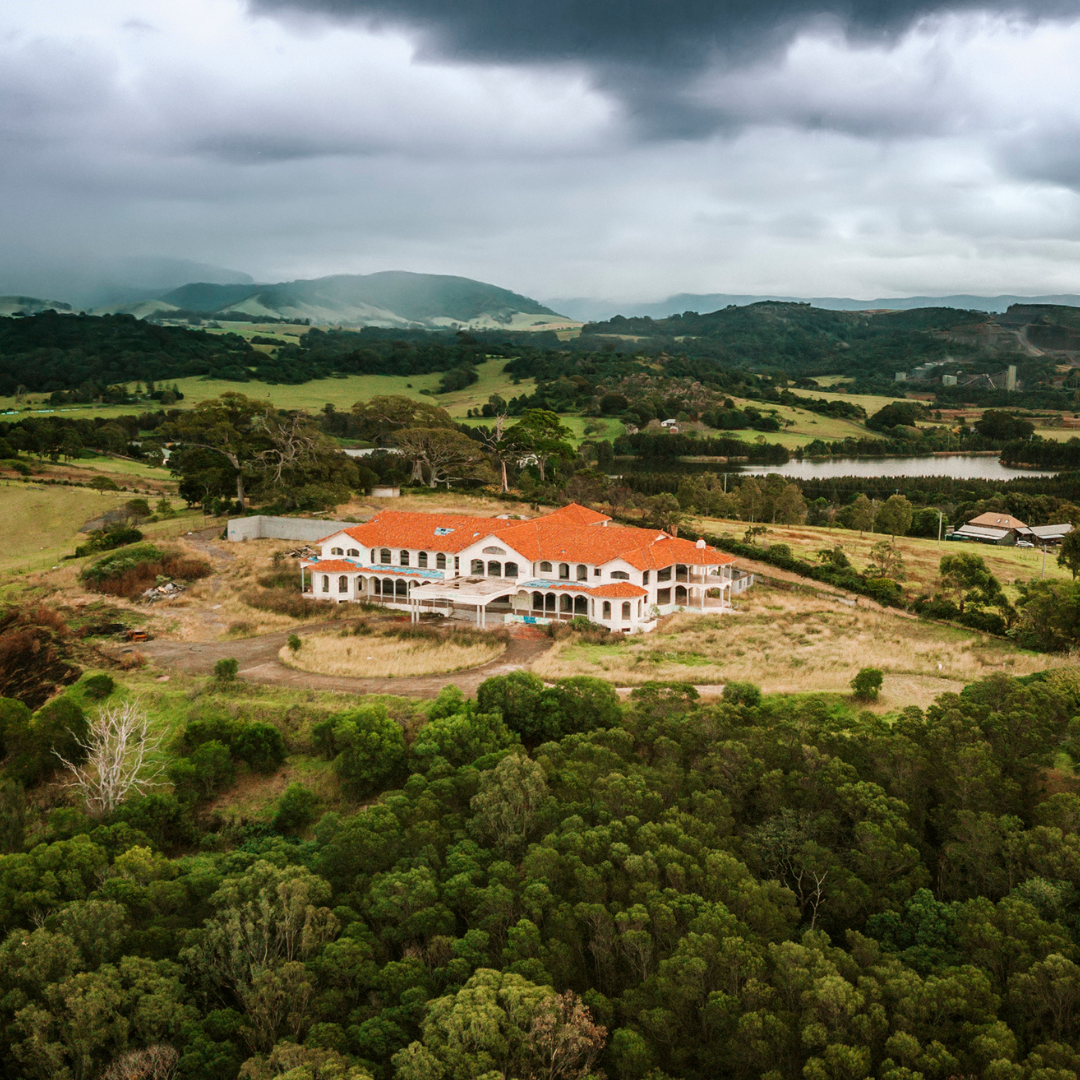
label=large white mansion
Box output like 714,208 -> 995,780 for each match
301,503 -> 739,633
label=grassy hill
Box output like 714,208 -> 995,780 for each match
154,271 -> 567,329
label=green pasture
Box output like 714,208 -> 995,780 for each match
0,359 -> 535,424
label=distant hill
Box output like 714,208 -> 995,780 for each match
148,271 -> 566,329
0,296 -> 72,317
550,292 -> 1080,322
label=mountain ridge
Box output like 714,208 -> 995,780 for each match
548,292 -> 1080,323
136,270 -> 567,330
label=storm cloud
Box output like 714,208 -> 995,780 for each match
3,0 -> 1080,304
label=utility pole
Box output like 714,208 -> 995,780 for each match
1041,546 -> 1047,579
937,510 -> 943,546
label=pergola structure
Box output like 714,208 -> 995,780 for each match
408,577 -> 518,627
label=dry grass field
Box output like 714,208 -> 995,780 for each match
279,629 -> 504,678
687,514 -> 1070,599
530,582 -> 1069,709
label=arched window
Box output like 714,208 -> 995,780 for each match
532,591 -> 544,610
380,549 -> 391,565
576,565 -> 587,580
540,561 -> 553,574
638,599 -> 643,616
611,571 -> 630,580
558,563 -> 570,580
395,579 -> 408,598
574,596 -> 587,615
471,559 -> 484,575
347,548 -> 359,557
436,553 -> 446,569
372,578 -> 381,595
622,601 -> 631,620
504,562 -> 518,578
357,576 -> 366,591
383,577 -> 394,597
338,576 -> 348,593
545,594 -> 556,612
400,551 -> 410,566
482,545 -> 506,555
602,601 -> 611,619
642,570 -> 650,584
487,561 -> 501,577
675,585 -> 688,604
321,575 -> 330,592
418,552 -> 428,568
331,546 -> 343,555
560,594 -> 572,612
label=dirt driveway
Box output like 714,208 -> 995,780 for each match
136,622 -> 552,698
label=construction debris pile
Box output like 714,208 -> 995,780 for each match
141,581 -> 188,603
284,546 -> 318,559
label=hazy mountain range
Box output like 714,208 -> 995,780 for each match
546,292 -> 1080,322
4,263 -> 1080,330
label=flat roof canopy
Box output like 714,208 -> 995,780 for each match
411,577 -> 519,607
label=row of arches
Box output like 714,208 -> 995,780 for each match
318,574 -> 409,599
528,592 -> 636,622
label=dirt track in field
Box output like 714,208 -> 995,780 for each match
135,622 -> 552,698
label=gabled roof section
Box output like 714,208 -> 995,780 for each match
337,511 -> 505,553
544,502 -> 611,526
969,512 -> 1027,530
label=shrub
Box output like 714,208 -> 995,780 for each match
168,740 -> 235,800
288,634 -> 302,653
477,671 -> 560,743
722,681 -> 762,708
5,696 -> 90,786
549,676 -> 622,735
79,544 -> 211,599
851,667 -> 884,701
233,722 -> 286,773
73,526 -> 143,559
213,658 -> 239,683
272,783 -> 320,833
324,705 -> 407,798
82,674 -> 116,701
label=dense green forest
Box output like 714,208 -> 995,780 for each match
0,312 -> 255,395
3,665 -> 1080,1080
6,301 -> 1078,404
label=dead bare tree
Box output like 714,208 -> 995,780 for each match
103,1045 -> 179,1080
252,409 -> 324,485
55,700 -> 166,816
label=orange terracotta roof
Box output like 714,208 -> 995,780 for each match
492,518 -> 733,570
321,507 -> 735,571
333,512 -> 505,553
545,502 -> 612,525
589,582 -> 649,598
302,559 -> 361,573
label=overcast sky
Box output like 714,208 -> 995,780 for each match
4,0 -> 1080,303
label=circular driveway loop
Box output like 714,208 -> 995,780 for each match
136,623 -> 553,699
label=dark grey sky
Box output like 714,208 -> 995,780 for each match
3,0 -> 1080,304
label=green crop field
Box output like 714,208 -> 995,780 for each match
0,359 -> 535,425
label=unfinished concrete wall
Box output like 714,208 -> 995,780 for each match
227,516 -> 357,542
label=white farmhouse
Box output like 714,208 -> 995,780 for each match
301,503 -> 738,633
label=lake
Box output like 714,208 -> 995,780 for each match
736,455 -> 1058,481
